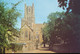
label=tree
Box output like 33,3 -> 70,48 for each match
42,24 -> 50,47
0,1 -> 22,53
45,12 -> 80,52
58,0 -> 80,52
58,0 -> 80,14
47,12 -> 67,49
42,12 -> 65,48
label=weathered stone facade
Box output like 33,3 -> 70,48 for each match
18,3 -> 44,52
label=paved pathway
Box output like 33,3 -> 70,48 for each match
25,47 -> 56,53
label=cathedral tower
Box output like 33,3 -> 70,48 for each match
20,3 -> 44,52
21,3 -> 35,29
20,3 -> 36,51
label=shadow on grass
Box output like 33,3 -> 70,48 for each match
39,44 -> 80,53
38,46 -> 78,53
38,47 -> 56,53
48,45 -> 80,53
38,47 -> 69,53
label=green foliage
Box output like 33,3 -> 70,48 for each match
10,43 -> 23,52
48,12 -> 66,44
42,24 -> 50,44
43,11 -> 80,52
41,0 -> 80,52
42,12 -> 65,44
0,1 -> 21,53
58,0 -> 80,52
58,0 -> 80,14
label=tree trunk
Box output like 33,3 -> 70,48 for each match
3,47 -> 5,53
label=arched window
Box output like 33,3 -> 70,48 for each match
29,32 -> 31,40
25,31 -> 28,37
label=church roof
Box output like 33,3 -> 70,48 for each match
21,22 -> 33,32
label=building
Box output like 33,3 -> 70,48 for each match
18,3 -> 44,52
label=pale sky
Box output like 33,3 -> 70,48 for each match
2,0 -> 65,29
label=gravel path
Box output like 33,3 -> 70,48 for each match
25,47 -> 56,53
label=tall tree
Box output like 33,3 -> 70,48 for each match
0,1 -> 22,53
42,12 -> 65,48
42,24 -> 50,47
58,0 -> 80,52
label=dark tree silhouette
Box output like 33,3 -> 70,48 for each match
58,0 -> 80,14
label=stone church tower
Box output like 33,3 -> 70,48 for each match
19,3 -> 36,52
18,3 -> 44,52
21,3 -> 35,29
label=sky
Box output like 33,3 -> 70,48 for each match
2,0 -> 65,29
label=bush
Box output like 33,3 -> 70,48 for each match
9,43 -> 23,52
